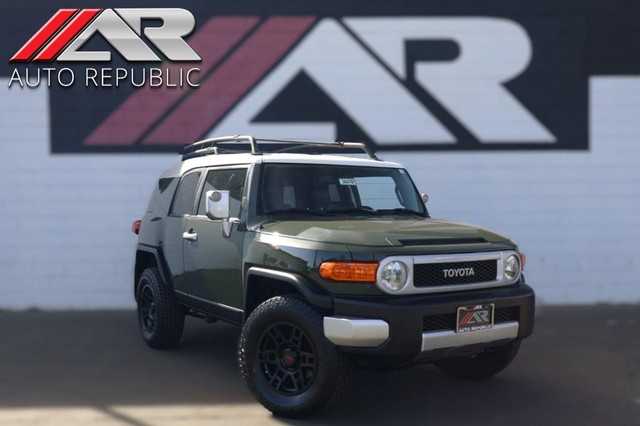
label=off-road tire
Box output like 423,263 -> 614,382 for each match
238,296 -> 352,418
136,267 -> 185,349
435,340 -> 521,380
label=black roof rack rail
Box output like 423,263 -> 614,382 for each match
181,135 -> 378,161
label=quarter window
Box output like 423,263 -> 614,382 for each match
170,171 -> 201,216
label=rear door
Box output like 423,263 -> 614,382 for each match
182,166 -> 249,312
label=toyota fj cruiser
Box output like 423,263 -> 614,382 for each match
132,135 -> 534,418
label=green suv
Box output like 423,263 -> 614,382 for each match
132,135 -> 534,418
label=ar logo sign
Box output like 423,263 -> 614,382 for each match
10,8 -> 201,62
209,18 -> 555,145
80,16 -> 565,150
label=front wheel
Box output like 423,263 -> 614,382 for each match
238,296 -> 352,418
434,340 -> 521,380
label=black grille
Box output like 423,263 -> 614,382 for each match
422,306 -> 520,332
422,313 -> 456,332
494,306 -> 520,323
414,260 -> 497,287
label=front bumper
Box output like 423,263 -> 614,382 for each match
323,283 -> 534,361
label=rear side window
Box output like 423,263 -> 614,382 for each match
170,171 -> 201,216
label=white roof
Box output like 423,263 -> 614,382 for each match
162,153 -> 402,177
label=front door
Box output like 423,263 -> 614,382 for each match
182,167 -> 249,310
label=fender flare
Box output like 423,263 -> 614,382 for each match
245,267 -> 334,311
136,244 -> 172,285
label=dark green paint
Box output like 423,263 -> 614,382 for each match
138,163 -> 518,310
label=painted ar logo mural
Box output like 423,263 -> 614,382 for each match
85,16 -> 554,148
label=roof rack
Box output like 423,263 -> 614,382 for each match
181,135 -> 379,161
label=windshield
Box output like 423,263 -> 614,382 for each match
260,164 -> 425,217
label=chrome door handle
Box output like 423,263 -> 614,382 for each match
182,231 -> 198,242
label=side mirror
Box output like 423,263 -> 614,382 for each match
421,193 -> 429,204
205,190 -> 230,220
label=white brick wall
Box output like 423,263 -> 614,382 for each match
386,77 -> 640,304
0,82 -> 175,309
0,76 -> 638,309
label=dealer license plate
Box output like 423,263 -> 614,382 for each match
456,304 -> 494,333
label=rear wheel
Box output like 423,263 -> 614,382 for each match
238,296 -> 352,418
136,267 -> 184,349
435,340 -> 521,380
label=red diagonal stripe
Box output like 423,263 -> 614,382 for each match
84,16 -> 260,146
460,311 -> 475,326
10,9 -> 78,62
143,16 -> 317,145
33,9 -> 101,62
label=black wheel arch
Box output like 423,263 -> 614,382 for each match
135,245 -> 172,301
244,267 -> 333,322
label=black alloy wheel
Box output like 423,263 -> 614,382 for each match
238,296 -> 353,418
257,322 -> 317,396
135,267 -> 185,349
139,284 -> 156,336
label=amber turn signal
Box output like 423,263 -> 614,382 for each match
519,252 -> 526,271
319,262 -> 378,283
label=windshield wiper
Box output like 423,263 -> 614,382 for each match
377,208 -> 424,216
326,207 -> 378,215
265,208 -> 332,216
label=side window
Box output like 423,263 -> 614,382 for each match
170,172 -> 201,216
197,168 -> 248,216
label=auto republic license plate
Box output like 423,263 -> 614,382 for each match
456,304 -> 494,333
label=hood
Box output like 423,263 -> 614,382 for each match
259,218 -> 512,248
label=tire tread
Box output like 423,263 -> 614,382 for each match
137,267 -> 184,349
238,296 -> 352,418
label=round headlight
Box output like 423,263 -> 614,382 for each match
504,254 -> 521,281
380,261 -> 408,292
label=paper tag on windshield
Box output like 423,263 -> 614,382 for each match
339,178 -> 356,186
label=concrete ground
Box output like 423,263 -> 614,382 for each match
0,306 -> 638,426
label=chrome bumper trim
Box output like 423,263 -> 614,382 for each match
421,321 -> 519,352
323,317 -> 389,347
